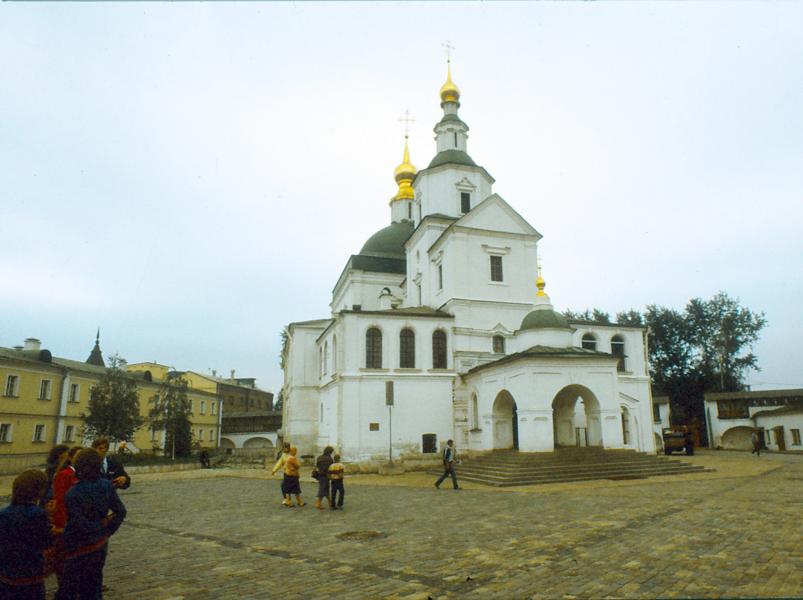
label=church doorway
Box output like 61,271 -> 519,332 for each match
552,385 -> 602,448
492,390 -> 518,450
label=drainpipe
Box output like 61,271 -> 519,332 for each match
217,396 -> 224,448
54,367 -> 70,445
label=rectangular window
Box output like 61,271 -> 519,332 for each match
209,429 -> 214,443
39,380 -> 52,400
461,192 -> 471,213
369,422 -> 380,431
151,427 -> 159,442
33,424 -> 45,442
652,403 -> 661,422
198,429 -> 204,441
4,375 -> 19,397
490,255 -> 504,282
792,429 -> 801,446
200,400 -> 206,415
438,264 -> 443,290
0,423 -> 11,442
210,401 -> 216,415
69,383 -> 80,403
64,425 -> 74,442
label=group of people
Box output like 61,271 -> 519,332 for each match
0,438 -> 129,600
270,443 -> 345,510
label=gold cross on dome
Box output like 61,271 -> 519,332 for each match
442,40 -> 455,63
398,110 -> 415,138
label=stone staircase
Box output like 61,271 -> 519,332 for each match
435,447 -> 711,487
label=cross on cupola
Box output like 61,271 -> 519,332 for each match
398,109 -> 415,139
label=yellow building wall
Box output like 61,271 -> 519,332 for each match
1,362 -> 63,455
126,362 -> 171,380
182,372 -> 218,394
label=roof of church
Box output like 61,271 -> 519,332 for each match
427,149 -> 477,169
359,220 -> 414,259
434,113 -> 469,130
752,399 -> 803,418
467,345 -> 615,375
350,254 -> 407,274
519,309 -> 573,332
567,319 -> 646,330
341,306 -> 453,318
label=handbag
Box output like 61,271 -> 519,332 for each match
311,468 -> 320,480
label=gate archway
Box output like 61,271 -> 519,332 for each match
552,385 -> 602,447
492,390 -> 518,450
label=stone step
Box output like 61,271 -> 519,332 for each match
459,458 -> 682,474
441,465 -> 709,487
456,464 -> 705,482
429,450 -> 712,487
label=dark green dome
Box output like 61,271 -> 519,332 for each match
428,149 -> 476,169
360,220 -> 414,259
519,309 -> 572,331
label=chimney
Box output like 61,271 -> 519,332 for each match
24,338 -> 41,352
212,369 -> 217,377
230,369 -> 235,381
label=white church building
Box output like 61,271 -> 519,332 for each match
282,64 -> 656,462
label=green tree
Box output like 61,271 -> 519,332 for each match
148,375 -> 194,459
562,308 -> 611,323
279,327 -> 289,369
615,309 -> 644,327
82,355 -> 144,444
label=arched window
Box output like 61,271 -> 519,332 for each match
432,330 -> 447,369
323,341 -> 328,375
332,335 -> 337,372
492,335 -> 505,354
366,328 -> 382,369
581,333 -> 597,351
611,335 -> 626,372
471,394 -> 479,429
400,328 -> 415,368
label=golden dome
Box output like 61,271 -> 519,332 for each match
439,61 -> 461,104
536,262 -> 547,297
393,137 -> 417,201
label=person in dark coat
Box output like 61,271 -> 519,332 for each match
0,469 -> 52,600
55,449 -> 126,600
434,440 -> 460,490
91,438 -> 131,489
314,446 -> 335,511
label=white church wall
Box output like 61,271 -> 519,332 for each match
337,375 -> 454,461
331,271 -> 405,313
405,221 -> 451,307
414,166 -> 492,223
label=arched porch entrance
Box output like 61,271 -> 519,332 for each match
492,390 -> 519,450
552,385 -> 602,447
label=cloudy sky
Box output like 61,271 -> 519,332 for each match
1,2 -> 801,394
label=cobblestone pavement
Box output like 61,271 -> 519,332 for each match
33,452 -> 802,599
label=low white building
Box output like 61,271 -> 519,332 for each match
282,64 -> 657,462
704,389 -> 803,451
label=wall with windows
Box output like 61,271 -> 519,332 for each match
413,164 -> 493,224
331,269 -> 405,313
571,326 -> 647,377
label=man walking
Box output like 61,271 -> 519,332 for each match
751,430 -> 761,456
435,439 -> 459,490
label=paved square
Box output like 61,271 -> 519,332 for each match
38,452 -> 803,599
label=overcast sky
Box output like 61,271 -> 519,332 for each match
1,2 -> 801,394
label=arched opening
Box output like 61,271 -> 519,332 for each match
220,437 -> 236,449
492,390 -> 518,450
552,385 -> 602,448
721,426 -> 754,450
243,437 -> 272,449
581,333 -> 597,351
366,327 -> 382,368
611,335 -> 626,372
400,328 -> 415,368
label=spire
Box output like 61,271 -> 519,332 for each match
392,135 -> 417,201
439,41 -> 460,105
86,329 -> 105,367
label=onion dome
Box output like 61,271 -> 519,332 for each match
518,268 -> 572,331
439,61 -> 461,104
360,220 -> 415,259
392,137 -> 417,201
